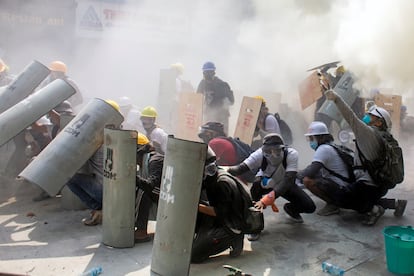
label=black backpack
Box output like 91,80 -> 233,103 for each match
322,143 -> 356,183
223,137 -> 253,163
274,113 -> 293,145
218,172 -> 264,234
356,130 -> 404,189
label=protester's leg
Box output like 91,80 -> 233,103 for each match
378,197 -> 407,217
282,184 -> 316,214
66,174 -> 102,210
191,224 -> 237,263
135,189 -> 153,242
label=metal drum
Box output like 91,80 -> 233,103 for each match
151,137 -> 206,276
0,79 -> 76,146
102,128 -> 137,248
0,60 -> 50,114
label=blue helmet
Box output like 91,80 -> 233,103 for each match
202,61 -> 216,71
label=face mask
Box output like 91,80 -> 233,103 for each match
362,114 -> 371,125
267,155 -> 284,166
309,140 -> 318,151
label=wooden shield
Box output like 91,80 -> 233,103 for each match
298,71 -> 323,110
173,93 -> 203,141
233,96 -> 262,145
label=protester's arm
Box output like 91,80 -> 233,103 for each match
198,204 -> 216,216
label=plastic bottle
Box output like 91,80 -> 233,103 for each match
322,261 -> 345,276
79,266 -> 103,276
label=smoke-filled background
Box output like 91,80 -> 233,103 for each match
1,0 -> 414,164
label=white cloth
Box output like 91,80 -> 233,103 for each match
312,144 -> 350,187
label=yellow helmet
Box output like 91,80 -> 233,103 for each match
254,96 -> 266,104
336,65 -> 346,75
49,61 -> 67,73
170,62 -> 184,75
137,133 -> 150,145
105,99 -> 120,112
0,59 -> 8,73
141,106 -> 157,118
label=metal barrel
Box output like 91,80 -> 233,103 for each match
0,79 -> 76,147
18,98 -> 124,196
151,137 -> 206,276
317,71 -> 358,125
0,60 -> 50,114
102,128 -> 137,248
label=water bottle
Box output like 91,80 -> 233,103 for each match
79,266 -> 103,276
322,261 -> 345,276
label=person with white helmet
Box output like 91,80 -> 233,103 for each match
325,89 -> 407,225
140,106 -> 168,155
298,121 -> 354,216
197,61 -> 234,134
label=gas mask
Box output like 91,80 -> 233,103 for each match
204,161 -> 217,179
262,147 -> 284,166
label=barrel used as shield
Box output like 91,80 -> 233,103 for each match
151,137 -> 206,276
317,71 -> 358,125
102,128 -> 137,248
0,79 -> 76,147
19,98 -> 124,196
0,60 -> 50,114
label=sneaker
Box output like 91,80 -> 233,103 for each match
83,210 -> 102,226
32,190 -> 51,202
283,203 -> 304,223
247,233 -> 260,241
394,199 -> 407,217
317,203 -> 340,216
362,205 -> 385,226
229,234 -> 244,257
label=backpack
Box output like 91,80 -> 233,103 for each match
218,172 -> 264,234
274,113 -> 293,145
356,130 -> 404,189
223,137 -> 253,163
322,143 -> 356,183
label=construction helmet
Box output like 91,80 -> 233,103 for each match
141,106 -> 157,118
49,61 -> 67,73
105,99 -> 120,112
336,65 -> 346,75
305,121 -> 330,136
202,61 -> 216,72
0,59 -> 8,73
368,106 -> 392,129
254,96 -> 266,104
170,62 -> 184,75
137,133 -> 150,145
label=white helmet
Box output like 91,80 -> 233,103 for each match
305,121 -> 329,136
368,106 -> 392,129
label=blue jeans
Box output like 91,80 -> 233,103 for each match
66,174 -> 103,210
